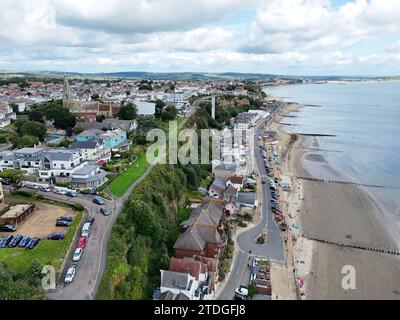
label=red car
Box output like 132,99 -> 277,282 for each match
77,237 -> 87,249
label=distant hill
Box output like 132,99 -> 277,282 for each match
0,70 -> 398,81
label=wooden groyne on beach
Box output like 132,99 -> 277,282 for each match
294,133 -> 336,137
296,176 -> 400,190
302,233 -> 400,256
293,147 -> 342,153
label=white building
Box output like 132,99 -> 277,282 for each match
160,270 -> 198,300
69,140 -> 111,163
0,102 -> 17,128
0,147 -> 107,189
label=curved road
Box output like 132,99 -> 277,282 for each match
217,115 -> 284,300
46,163 -> 155,300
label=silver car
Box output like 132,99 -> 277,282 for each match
72,248 -> 83,262
64,267 -> 76,284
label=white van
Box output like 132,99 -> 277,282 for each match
81,222 -> 91,238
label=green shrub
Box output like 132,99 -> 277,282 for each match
72,203 -> 84,211
11,190 -> 33,198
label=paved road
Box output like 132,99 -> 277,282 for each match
46,163 -> 155,300
46,117 -> 187,300
217,111 -> 285,300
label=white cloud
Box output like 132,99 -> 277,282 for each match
0,0 -> 399,75
54,0 -> 248,33
241,0 -> 400,54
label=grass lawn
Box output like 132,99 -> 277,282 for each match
0,212 -> 83,273
108,153 -> 151,197
108,117 -> 186,197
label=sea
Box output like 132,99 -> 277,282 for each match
265,81 -> 400,225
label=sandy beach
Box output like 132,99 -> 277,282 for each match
273,104 -> 400,300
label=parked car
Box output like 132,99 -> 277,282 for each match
81,222 -> 91,238
0,224 -> 16,232
100,207 -> 110,216
85,216 -> 95,225
64,267 -> 76,284
72,248 -> 83,262
77,237 -> 87,249
18,236 -> 31,248
93,197 -> 105,205
235,286 -> 248,300
66,191 -> 77,197
26,237 -> 40,250
0,178 -> 10,185
0,235 -> 13,248
8,234 -> 23,248
56,220 -> 71,227
40,187 -> 51,192
48,233 -> 65,240
53,189 -> 67,195
57,216 -> 73,223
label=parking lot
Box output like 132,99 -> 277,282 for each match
1,203 -> 77,239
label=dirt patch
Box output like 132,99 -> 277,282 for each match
6,203 -> 77,239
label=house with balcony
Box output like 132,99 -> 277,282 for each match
71,164 -> 108,189
0,147 -> 106,189
69,140 -> 111,164
38,149 -> 85,184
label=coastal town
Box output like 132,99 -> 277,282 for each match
0,74 -> 314,300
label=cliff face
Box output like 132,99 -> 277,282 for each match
218,97 -> 251,108
97,164 -> 210,300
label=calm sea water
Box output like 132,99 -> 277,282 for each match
265,81 -> 400,217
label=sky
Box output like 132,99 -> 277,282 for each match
0,0 -> 399,76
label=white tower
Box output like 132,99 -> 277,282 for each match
63,76 -> 71,109
211,96 -> 216,119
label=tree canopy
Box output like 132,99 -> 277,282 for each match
20,121 -> 47,141
160,106 -> 178,121
118,102 -> 138,120
155,99 -> 166,118
0,168 -> 26,189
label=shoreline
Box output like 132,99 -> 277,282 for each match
272,101 -> 400,299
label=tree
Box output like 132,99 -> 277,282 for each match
20,121 -> 47,141
39,101 -> 77,130
53,109 -> 76,129
10,103 -> 19,114
247,282 -> 256,300
28,111 -> 44,123
160,106 -> 178,121
12,117 -> 29,132
0,168 -> 25,190
0,262 -> 44,300
66,127 -> 74,137
16,135 -> 39,148
118,102 -> 138,120
96,115 -> 106,122
155,99 -> 166,118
